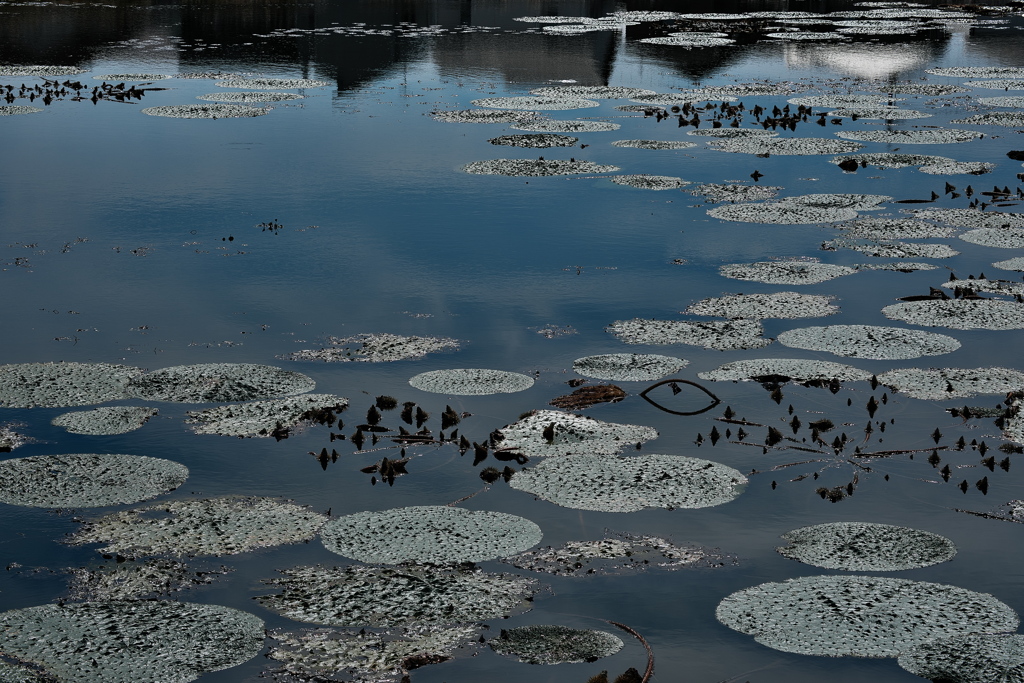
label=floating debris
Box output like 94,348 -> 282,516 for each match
488,133 -> 578,148
919,160 -> 995,175
141,104 -> 268,118
709,137 -> 865,156
127,363 -> 315,402
839,217 -> 953,239
687,129 -> 779,138
409,369 -> 534,395
550,384 -> 626,410
432,109 -> 539,124
490,625 -> 623,665
719,260 -> 857,285
707,202 -> 859,224
876,367 -> 1024,400
530,86 -> 656,99
0,65 -> 85,76
282,333 -> 460,363
214,77 -> 331,89
496,410 -> 657,458
509,454 -> 747,512
0,105 -> 43,115
196,91 -> 303,103
51,406 -> 158,435
471,96 -> 599,110
833,152 -> 955,169
608,318 -> 772,350
258,564 -> 539,626
823,238 -> 959,259
320,506 -> 542,564
185,394 -> 348,437
639,34 -> 735,47
927,66 -> 1024,78
611,139 -> 697,150
0,453 -> 187,508
898,633 -> 1024,683
777,522 -> 956,571
0,361 -> 143,408
573,353 -> 688,382
960,228 -> 1024,249
463,159 -> 619,176
778,324 -> 961,360
66,558 -> 231,601
837,129 -> 982,145
511,120 -> 621,133
689,184 -> 783,203
0,601 -> 264,682
69,496 -> 328,557
684,292 -> 839,320
716,576 -> 1018,657
956,499 -> 1024,523
698,358 -> 873,384
952,112 -> 1024,127
609,175 -> 690,190
882,299 -> 1024,330
911,208 -> 1024,228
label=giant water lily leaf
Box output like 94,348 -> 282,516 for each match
215,77 -> 330,89
777,522 -> 956,571
320,506 -> 542,564
838,218 -> 954,240
464,159 -> 619,176
877,367 -> 1024,400
688,184 -> 782,203
708,137 -> 864,156
257,564 -> 540,627
779,193 -> 891,211
719,260 -> 857,285
911,208 -> 1024,228
409,368 -> 534,395
0,601 -> 264,683
698,358 -> 873,384
882,299 -> 1024,330
832,152 -> 955,170
778,324 -> 961,360
489,625 -> 624,665
960,228 -> 1024,249
51,406 -> 158,435
716,575 -> 1019,657
509,454 -> 747,512
899,634 -> 1024,683
496,409 -> 658,458
684,292 -> 839,320
837,129 -> 981,144
185,394 -> 348,437
281,332 -> 460,362
608,175 -> 689,190
0,362 -> 144,408
66,558 -> 231,601
608,319 -> 772,350
68,496 -> 328,557
823,238 -> 959,259
708,203 -> 859,224
127,363 -> 315,403
141,104 -> 267,119
471,96 -> 599,110
0,454 -> 187,508
573,353 -> 688,382
489,133 -> 578,148
432,109 -> 539,124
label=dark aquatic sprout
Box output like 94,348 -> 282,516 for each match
882,299 -> 1024,330
409,368 -> 534,395
508,454 -> 747,512
719,260 -> 857,285
573,353 -> 688,382
960,228 -> 1024,249
549,384 -> 627,410
488,133 -> 578,148
0,454 -> 187,508
196,91 -> 303,103
610,139 -> 697,150
68,495 -> 329,557
463,159 -> 620,176
838,217 -> 954,240
257,564 -> 540,627
470,96 -> 600,110
0,361 -> 143,408
708,137 -> 864,156
683,292 -> 839,320
919,160 -> 995,175
431,109 -> 539,124
832,152 -> 955,169
51,406 -> 158,435
638,379 -> 721,416
607,318 -> 773,350
608,175 -> 690,190
777,324 -> 961,360
877,367 -> 1024,400
489,625 -> 624,665
214,77 -> 331,89
185,393 -> 347,438
698,358 -> 873,385
141,104 -> 269,118
496,409 -> 657,458
0,601 -> 264,682
822,238 -> 959,259
777,521 -> 956,570
319,506 -> 542,564
716,575 -> 1019,657
529,86 -> 657,99
127,362 -> 315,402
837,129 -> 982,145
707,202 -> 859,224
511,120 -> 621,133
0,65 -> 85,76
281,332 -> 460,362
898,633 -> 1024,683
927,66 -> 1024,77
66,558 -> 231,601
0,105 -> 43,115
688,183 -> 783,203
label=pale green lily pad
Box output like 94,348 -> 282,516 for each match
471,96 -> 598,110
837,129 -> 981,144
911,208 -> 1024,228
94,73 -> 171,81
214,77 -> 330,89
640,35 -> 735,46
496,409 -> 658,458
777,522 -> 956,571
66,558 -> 231,601
0,362 -> 143,408
709,137 -> 864,156
611,139 -> 697,150
509,454 -> 747,512
960,228 -> 1024,249
833,152 -> 954,169
281,332 -> 460,362
779,193 -> 891,210
0,65 -> 84,76
432,109 -> 539,124
788,94 -> 890,108
489,625 -> 623,665
127,363 -> 315,403
764,31 -> 848,40
0,660 -> 48,682
885,83 -> 970,95
257,564 -> 539,627
708,203 -> 859,224
686,128 -> 779,138
51,406 -> 158,435
0,454 -> 187,508
573,353 -> 688,381
489,134 -> 578,148
839,218 -> 954,239
964,79 -> 1024,90
196,91 -> 303,103
68,496 -> 328,557
141,104 -> 268,119
920,160 -> 995,175
0,106 -> 43,116
899,634 -> 1024,683
511,120 -> 620,133
717,576 -> 1018,657
698,358 -> 873,384
684,292 -> 839,320
927,66 -> 1024,77
952,112 -> 1024,127
529,86 -> 656,99
939,278 -> 1024,296
719,260 -> 857,285
689,184 -> 783,202
609,175 -> 689,190
608,318 -> 772,350
822,238 -> 959,259
993,256 -> 1024,271
185,394 -> 348,437
0,601 -> 264,683
320,506 -> 542,564
463,159 -> 619,176
978,96 -> 1024,107
882,299 -> 1024,330
877,367 -> 1024,400
778,324 -> 960,359
409,368 -> 534,395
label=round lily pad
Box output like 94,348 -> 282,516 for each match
611,139 -> 697,150
719,261 -> 857,285
409,369 -> 534,395
886,83 -> 970,95
777,324 -> 960,360
994,256 -> 1024,271
716,575 -> 1019,657
765,31 -> 848,40
882,299 -> 1024,330
919,160 -> 995,175
214,77 -> 330,89
496,409 -> 658,458
432,109 -> 538,124
960,228 -> 1024,249
779,193 -> 891,210
471,96 -> 599,110
320,506 -> 542,564
839,218 -> 954,239
281,333 -> 459,362
196,91 -> 303,102
573,353 -> 688,381
639,34 -> 735,47
509,454 -> 747,512
0,453 -> 187,509
257,564 -> 539,627
489,134 -> 578,148
777,522 -> 957,571
963,79 -> 1024,90
708,203 -> 859,224
837,129 -> 981,144
911,208 -> 1024,228
927,66 -> 1024,77
463,159 -> 619,176
0,65 -> 85,76
824,238 -> 959,259
877,367 -> 1024,400
94,73 -> 171,81
939,278 -> 1024,296
899,633 -> 1024,683
828,108 -> 928,120
0,601 -> 264,683
0,105 -> 43,116
684,292 -> 839,320
126,363 -> 315,402
489,625 -> 623,665
952,112 -> 1024,127
609,175 -> 689,190
530,86 -> 656,99
978,96 -> 1024,107
185,393 -> 348,437
607,318 -> 772,350
69,496 -> 328,557
687,128 -> 779,138
833,152 -> 954,169
0,361 -> 143,408
698,358 -> 873,384
789,95 -> 891,108
709,137 -> 864,156
51,406 -> 158,435
141,104 -> 268,119
511,120 -> 621,133
689,184 -> 782,202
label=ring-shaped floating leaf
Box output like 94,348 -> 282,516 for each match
899,633 -> 1024,683
126,363 -> 315,402
882,299 -> 1024,330
573,353 -> 688,381
511,120 -> 621,133
0,453 -> 187,508
463,159 -> 619,176
51,406 -> 158,435
717,576 -> 1019,658
0,361 -> 143,408
185,394 -> 348,437
496,409 -> 658,458
877,367 -> 1024,400
509,454 -> 747,512
258,564 -> 540,627
141,104 -> 268,118
470,96 -> 599,110
489,625 -> 624,664
837,129 -> 981,144
719,261 -> 857,285
638,379 -> 720,416
489,134 -> 578,148
214,77 -> 330,89
698,358 -> 873,384
777,324 -> 960,360
609,175 -> 690,190
684,292 -> 839,320
320,506 -> 542,564
777,522 -> 956,571
68,495 -> 328,557
608,318 -> 773,350
708,202 -> 859,224
409,368 -> 534,395
0,601 -> 264,683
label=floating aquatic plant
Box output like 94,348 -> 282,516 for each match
0,65 -> 84,76
698,358 -> 873,384
0,105 -> 43,115
919,160 -> 995,175
141,104 -> 268,118
66,558 -> 231,601
854,261 -> 938,272
716,575 -> 1018,657
529,86 -> 656,99
898,633 -> 1024,683
94,73 -> 170,81
884,83 -> 970,95
882,299 -> 1024,330
488,133 -> 578,148
408,368 -> 534,395
0,361 -> 143,408
320,506 -> 542,564
833,152 -> 954,169
689,184 -> 782,203
631,93 -> 736,105
511,120 -> 620,133
69,496 -> 328,557
686,129 -> 779,138
910,208 -> 1024,228
0,453 -> 187,508
707,202 -> 859,224
608,175 -> 689,190
471,96 -> 599,111
463,159 -> 619,176
977,96 -> 1024,107
0,601 -> 264,683
196,91 -> 303,102
777,521 -> 956,570
542,23 -> 621,34
940,278 -> 1024,296
639,35 -> 735,47
927,66 -> 1024,78
778,324 -> 961,360
684,292 -> 839,320
957,499 -> 1024,524
0,423 -> 28,451
496,409 -> 658,458
781,193 -> 891,210
51,406 -> 158,435
489,625 -> 623,665
258,564 -> 540,626
607,318 -> 772,350
823,238 -> 959,259
214,77 -> 331,89
876,367 -> 1024,400
994,256 -> 1024,271
281,332 -> 460,362
127,363 -> 315,402
509,454 -> 747,512
708,137 -> 864,156
839,217 -> 953,239
828,107 -> 929,119
764,31 -> 849,40
788,94 -> 890,108
432,109 -> 539,124
952,112 -> 1024,127
573,353 -> 688,382
719,260 -> 857,285
836,129 -> 982,144
185,394 -> 348,437
610,139 -> 697,150
960,228 -> 1024,249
